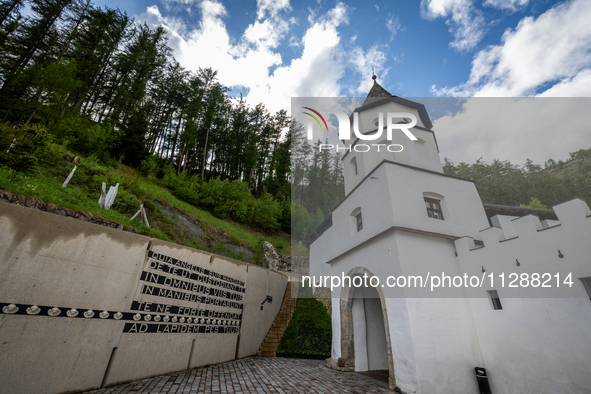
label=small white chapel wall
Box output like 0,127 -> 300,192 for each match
455,198 -> 591,393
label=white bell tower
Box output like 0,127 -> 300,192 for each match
342,78 -> 443,195
308,77 -> 491,393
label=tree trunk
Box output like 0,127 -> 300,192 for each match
200,126 -> 210,181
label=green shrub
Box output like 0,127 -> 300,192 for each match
277,289 -> 332,357
253,192 -> 280,230
291,203 -> 311,241
165,174 -> 283,231
0,166 -> 12,189
139,155 -> 160,180
280,198 -> 291,233
89,174 -> 108,194
112,188 -> 141,215
48,114 -> 121,163
162,163 -> 178,185
66,156 -> 110,194
170,173 -> 200,206
79,155 -> 107,176
199,177 -> 225,211
143,199 -> 157,212
519,197 -> 548,210
0,122 -> 53,172
234,199 -> 255,223
139,155 -> 178,185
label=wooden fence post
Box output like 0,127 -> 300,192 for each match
98,182 -> 106,208
62,166 -> 77,188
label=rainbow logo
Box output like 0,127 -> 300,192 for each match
302,107 -> 329,131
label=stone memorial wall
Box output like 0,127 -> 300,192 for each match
0,201 -> 288,394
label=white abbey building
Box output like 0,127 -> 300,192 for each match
307,81 -> 591,393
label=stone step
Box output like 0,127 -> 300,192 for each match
258,281 -> 299,357
258,351 -> 276,357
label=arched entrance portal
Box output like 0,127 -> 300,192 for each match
353,286 -> 389,371
340,267 -> 396,390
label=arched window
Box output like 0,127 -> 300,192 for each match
350,156 -> 358,176
350,207 -> 363,234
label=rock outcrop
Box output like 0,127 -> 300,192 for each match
262,241 -> 330,312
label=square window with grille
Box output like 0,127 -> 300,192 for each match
488,290 -> 503,310
356,212 -> 363,232
424,198 -> 444,220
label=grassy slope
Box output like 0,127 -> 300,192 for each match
0,143 -> 290,264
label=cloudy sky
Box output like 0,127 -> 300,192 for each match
94,0 -> 591,165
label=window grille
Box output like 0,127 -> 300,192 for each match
424,197 -> 444,220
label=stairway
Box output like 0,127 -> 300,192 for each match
258,282 -> 297,356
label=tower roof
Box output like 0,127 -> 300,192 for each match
355,77 -> 433,130
363,78 -> 395,106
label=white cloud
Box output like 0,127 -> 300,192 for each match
539,69 -> 591,97
161,0 -> 200,4
256,0 -> 291,20
420,0 -> 486,51
137,1 -> 355,114
483,0 -> 529,12
288,35 -> 301,47
199,0 -> 226,19
161,0 -> 200,7
386,13 -> 401,40
261,2 -> 350,102
244,18 -> 289,48
432,0 -> 591,97
138,6 -> 187,53
433,98 -> 591,165
323,2 -> 349,26
348,45 -> 388,94
140,1 -> 282,95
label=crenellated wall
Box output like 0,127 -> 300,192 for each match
456,198 -> 591,297
0,201 -> 288,394
454,198 -> 591,394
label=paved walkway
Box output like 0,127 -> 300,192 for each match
81,356 -> 396,394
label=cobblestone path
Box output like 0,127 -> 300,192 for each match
80,356 -> 396,394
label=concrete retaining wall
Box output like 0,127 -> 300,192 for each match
0,201 -> 288,394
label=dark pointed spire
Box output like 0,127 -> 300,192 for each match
363,73 -> 394,106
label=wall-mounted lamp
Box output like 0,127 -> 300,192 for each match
481,266 -> 486,273
558,250 -> 564,258
516,259 -> 520,267
261,295 -> 273,310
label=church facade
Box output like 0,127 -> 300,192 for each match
307,83 -> 591,393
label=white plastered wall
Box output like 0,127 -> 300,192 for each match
456,199 -> 591,393
328,231 -> 482,394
